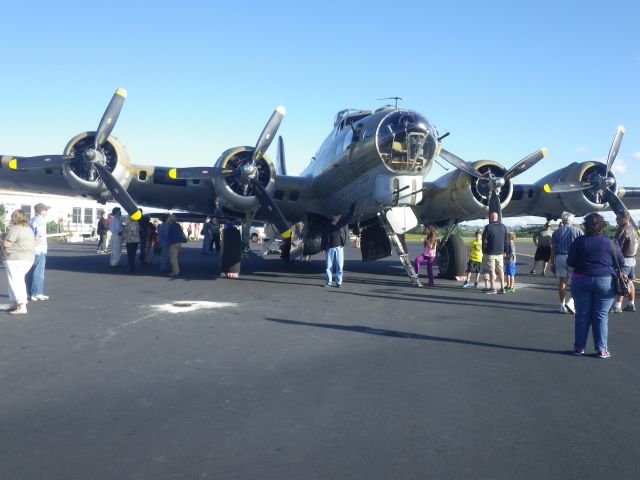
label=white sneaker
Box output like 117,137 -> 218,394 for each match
31,294 -> 49,301
565,298 -> 575,314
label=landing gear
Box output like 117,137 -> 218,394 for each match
437,234 -> 467,279
377,212 -> 422,286
220,226 -> 242,278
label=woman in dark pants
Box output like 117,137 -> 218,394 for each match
567,213 -> 624,358
122,217 -> 140,274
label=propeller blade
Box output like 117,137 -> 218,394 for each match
503,148 -> 548,181
7,154 -> 75,170
543,181 -> 592,193
488,189 -> 502,222
93,163 -> 142,220
603,188 -> 639,231
250,180 -> 291,238
167,166 -> 235,180
439,149 -> 485,179
605,125 -> 625,176
94,88 -> 127,149
252,106 -> 286,166
276,135 -> 287,175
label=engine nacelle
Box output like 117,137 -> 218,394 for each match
62,132 -> 133,199
213,146 -> 277,214
531,161 -> 616,218
415,160 -> 513,225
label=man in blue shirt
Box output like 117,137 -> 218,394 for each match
29,203 -> 50,301
550,212 -> 583,313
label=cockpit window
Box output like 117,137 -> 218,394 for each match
376,110 -> 438,174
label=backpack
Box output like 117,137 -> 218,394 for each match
620,225 -> 639,257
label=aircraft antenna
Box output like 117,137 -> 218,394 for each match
377,96 -> 403,108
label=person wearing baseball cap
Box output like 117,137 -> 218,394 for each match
28,203 -> 51,301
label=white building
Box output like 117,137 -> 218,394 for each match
0,188 -> 119,240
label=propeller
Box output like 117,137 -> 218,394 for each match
276,135 -> 287,175
8,88 -> 141,220
542,126 -> 636,229
440,147 -> 548,220
168,106 -> 286,182
250,180 -> 292,239
168,106 -> 292,237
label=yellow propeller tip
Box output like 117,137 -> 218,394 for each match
543,184 -> 551,193
276,105 -> 286,116
130,211 -> 142,221
541,147 -> 548,157
281,229 -> 292,239
618,125 -> 625,133
115,88 -> 127,98
168,168 -> 177,179
8,158 -> 18,170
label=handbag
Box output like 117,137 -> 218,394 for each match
610,240 -> 630,296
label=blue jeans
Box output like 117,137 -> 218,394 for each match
571,275 -> 615,351
202,237 -> 212,253
160,243 -> 171,272
30,253 -> 46,296
325,246 -> 344,285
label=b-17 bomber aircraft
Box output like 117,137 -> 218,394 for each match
1,89 -> 639,281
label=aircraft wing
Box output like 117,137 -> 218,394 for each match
0,158 -> 318,223
0,159 -> 218,215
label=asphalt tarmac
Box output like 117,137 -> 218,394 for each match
0,240 -> 638,479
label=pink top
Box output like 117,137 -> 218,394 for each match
423,245 -> 437,257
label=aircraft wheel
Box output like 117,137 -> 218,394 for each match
437,234 -> 467,279
250,233 -> 259,243
220,227 -> 242,276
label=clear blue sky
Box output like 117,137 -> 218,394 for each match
1,0 -> 639,193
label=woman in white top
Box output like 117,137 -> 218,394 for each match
2,210 -> 36,314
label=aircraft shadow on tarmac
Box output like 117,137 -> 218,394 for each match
41,243 -> 408,284
264,317 -> 571,356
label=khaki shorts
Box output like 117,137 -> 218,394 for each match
483,254 -> 504,276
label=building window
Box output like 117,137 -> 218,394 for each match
72,207 -> 81,224
21,205 -> 31,222
97,208 -> 105,219
84,208 -> 93,224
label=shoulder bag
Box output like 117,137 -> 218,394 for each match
610,239 -> 630,296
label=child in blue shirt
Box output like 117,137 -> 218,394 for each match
505,232 -> 517,293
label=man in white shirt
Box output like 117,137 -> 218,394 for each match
29,203 -> 50,301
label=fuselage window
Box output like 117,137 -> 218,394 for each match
138,171 -> 148,181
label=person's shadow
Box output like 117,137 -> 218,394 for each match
264,317 -> 571,356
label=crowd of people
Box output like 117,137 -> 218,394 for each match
411,209 -> 637,359
2,203 -> 637,360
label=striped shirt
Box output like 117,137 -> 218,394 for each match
551,225 -> 583,255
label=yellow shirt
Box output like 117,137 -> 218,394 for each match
469,239 -> 483,262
